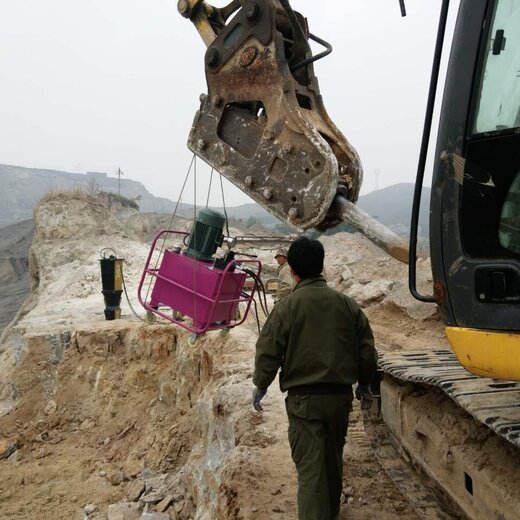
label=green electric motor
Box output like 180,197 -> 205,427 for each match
185,208 -> 225,261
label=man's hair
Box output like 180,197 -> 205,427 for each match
287,237 -> 324,279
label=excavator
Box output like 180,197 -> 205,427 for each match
177,0 -> 520,518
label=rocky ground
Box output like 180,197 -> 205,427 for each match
0,192 -> 450,519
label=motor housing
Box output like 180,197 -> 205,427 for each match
185,208 -> 225,261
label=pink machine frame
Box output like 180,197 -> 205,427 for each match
138,229 -> 261,334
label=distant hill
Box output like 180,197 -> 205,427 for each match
358,183 -> 430,238
0,164 -> 180,228
0,163 -> 428,237
0,163 -> 281,230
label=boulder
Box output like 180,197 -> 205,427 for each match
340,267 -> 354,286
384,281 -> 439,321
347,280 -> 395,307
127,479 -> 146,502
107,502 -> 141,520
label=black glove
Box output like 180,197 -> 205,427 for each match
252,387 -> 267,411
355,383 -> 373,410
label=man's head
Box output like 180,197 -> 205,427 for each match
274,247 -> 288,266
287,237 -> 324,280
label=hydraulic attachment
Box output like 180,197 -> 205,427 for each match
179,0 -> 362,231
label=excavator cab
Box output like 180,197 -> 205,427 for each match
427,0 -> 520,379
178,0 -> 362,231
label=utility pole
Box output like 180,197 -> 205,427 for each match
117,168 -> 124,196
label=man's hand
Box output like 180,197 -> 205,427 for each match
252,387 -> 267,411
355,383 -> 373,410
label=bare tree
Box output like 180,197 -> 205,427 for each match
84,178 -> 101,199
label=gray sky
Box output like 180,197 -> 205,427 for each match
0,0 -> 459,206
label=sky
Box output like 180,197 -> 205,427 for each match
0,0 -> 460,207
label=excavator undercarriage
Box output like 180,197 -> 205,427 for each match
368,351 -> 520,520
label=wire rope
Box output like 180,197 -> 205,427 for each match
144,154 -> 196,302
205,168 -> 214,208
219,173 -> 230,237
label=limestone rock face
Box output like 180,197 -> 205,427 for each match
320,232 -> 436,319
0,206 -> 285,518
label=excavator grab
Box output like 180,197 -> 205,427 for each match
178,0 -> 410,262
178,0 -> 361,230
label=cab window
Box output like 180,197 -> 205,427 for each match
499,171 -> 520,254
472,0 -> 520,134
461,0 -> 520,259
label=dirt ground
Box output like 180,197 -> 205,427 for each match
0,304 -> 449,520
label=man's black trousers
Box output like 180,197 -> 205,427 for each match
285,393 -> 352,520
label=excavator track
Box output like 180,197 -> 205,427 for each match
364,349 -> 520,520
379,349 -> 520,447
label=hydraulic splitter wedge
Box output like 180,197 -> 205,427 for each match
99,248 -> 124,320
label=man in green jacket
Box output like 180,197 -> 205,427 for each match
252,237 -> 377,520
